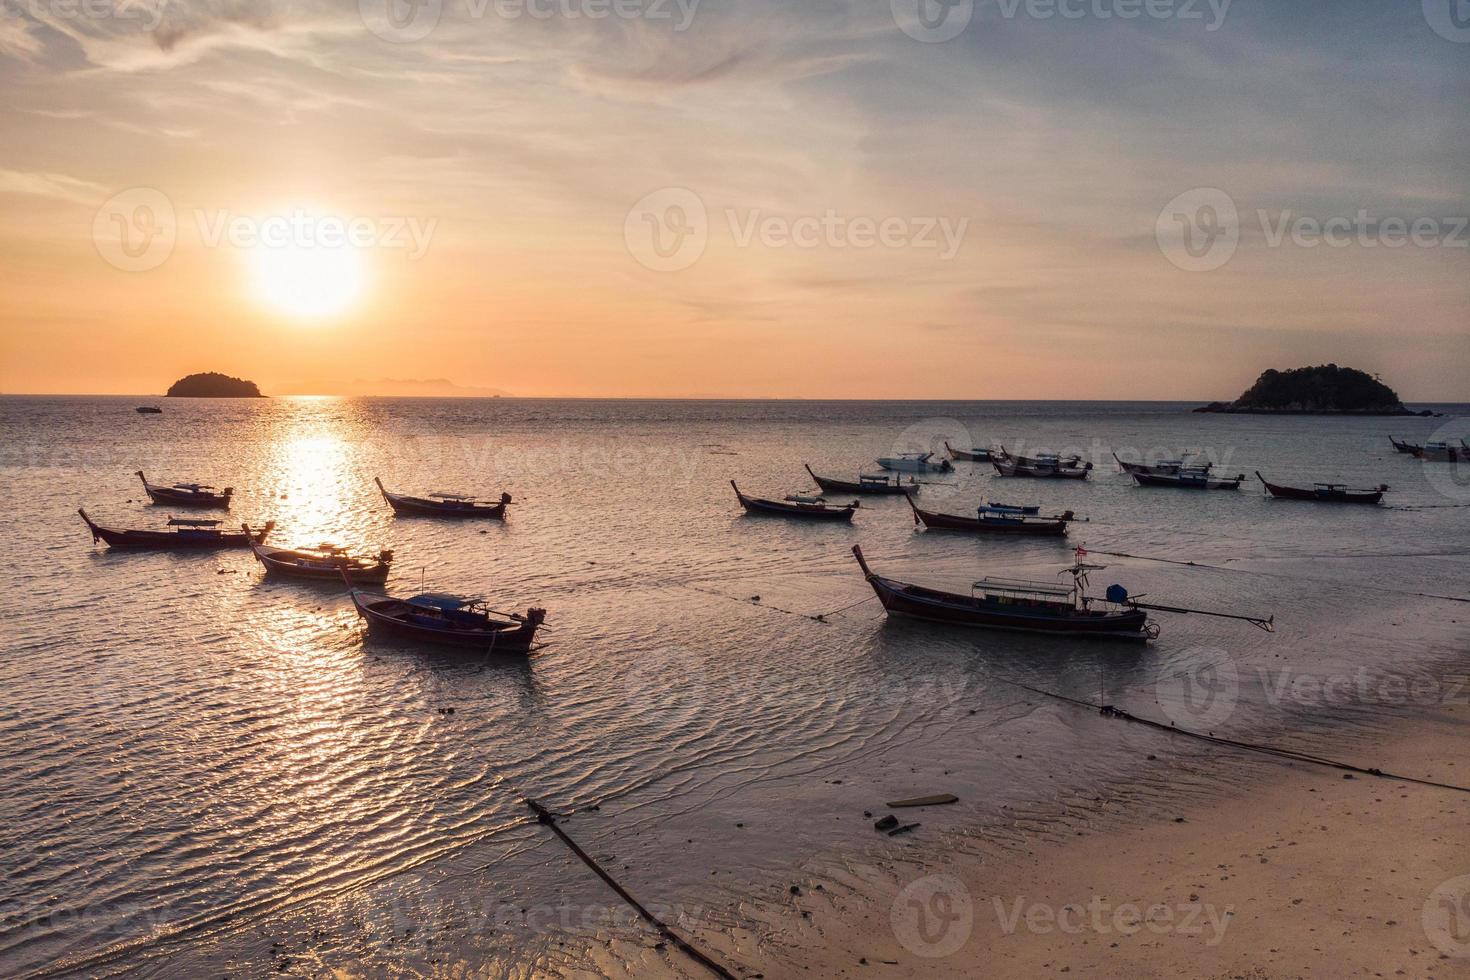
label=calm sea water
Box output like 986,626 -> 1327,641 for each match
1,396 -> 1467,977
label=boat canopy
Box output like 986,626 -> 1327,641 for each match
407,593 -> 473,611
973,576 -> 1073,599
168,517 -> 221,526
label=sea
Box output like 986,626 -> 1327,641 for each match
1,396 -> 1467,977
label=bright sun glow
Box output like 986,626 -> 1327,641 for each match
250,241 -> 365,320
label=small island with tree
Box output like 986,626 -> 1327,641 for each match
165,372 -> 265,398
1195,364 -> 1429,416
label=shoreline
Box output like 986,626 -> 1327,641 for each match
730,702 -> 1468,979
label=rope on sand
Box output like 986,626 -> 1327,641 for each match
524,799 -> 740,980
1003,681 -> 1470,795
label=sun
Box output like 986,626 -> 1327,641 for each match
249,240 -> 365,320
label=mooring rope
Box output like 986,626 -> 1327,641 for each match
1078,547 -> 1233,569
674,582 -> 876,623
1002,681 -> 1470,795
524,799 -> 740,980
1079,547 -> 1470,604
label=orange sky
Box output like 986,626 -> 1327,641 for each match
2,2 -> 1466,399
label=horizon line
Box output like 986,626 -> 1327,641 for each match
4,393 -> 1469,404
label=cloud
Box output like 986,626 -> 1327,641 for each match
0,168 -> 108,205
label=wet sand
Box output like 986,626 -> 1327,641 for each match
743,703 -> 1468,979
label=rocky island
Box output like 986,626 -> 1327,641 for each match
165,372 -> 264,398
1195,364 -> 1430,416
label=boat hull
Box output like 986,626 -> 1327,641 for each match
1257,473 -> 1385,504
249,543 -> 392,582
376,478 -> 509,518
1130,471 -> 1243,490
137,472 -> 232,508
80,509 -> 270,550
805,465 -> 912,495
853,548 -> 1148,640
734,481 -> 856,520
908,496 -> 1069,535
992,459 -> 1091,479
945,442 -> 991,462
350,593 -> 542,654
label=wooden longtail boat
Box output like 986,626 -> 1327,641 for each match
246,528 -> 393,582
1129,468 -> 1244,490
944,441 -> 992,462
375,477 -> 511,518
852,545 -> 1274,640
804,464 -> 915,495
991,448 -> 1092,480
1256,473 -> 1388,504
906,493 -> 1073,536
135,406 -> 162,414
733,481 -> 857,520
136,471 -> 233,508
79,508 -> 272,550
1112,452 -> 1213,477
876,452 -> 953,473
348,584 -> 546,654
1389,436 -> 1422,455
852,545 -> 1150,639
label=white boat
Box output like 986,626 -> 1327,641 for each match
876,452 -> 954,474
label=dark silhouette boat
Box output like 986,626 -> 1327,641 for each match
852,545 -> 1151,639
1112,452 -> 1213,476
135,406 -> 162,414
80,508 -> 272,550
852,546 -> 1273,640
992,448 -> 1092,480
347,584 -> 545,654
136,471 -> 233,508
375,477 -> 511,518
246,529 -> 393,582
803,464 -> 914,495
1128,468 -> 1245,490
1256,473 -> 1387,504
906,494 -> 1073,536
732,481 -> 857,520
1389,436 -> 1422,455
944,441 -> 992,462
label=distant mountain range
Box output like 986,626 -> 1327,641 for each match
272,378 -> 514,398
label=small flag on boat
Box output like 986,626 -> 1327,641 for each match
1075,545 -> 1088,559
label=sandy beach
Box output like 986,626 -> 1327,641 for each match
740,702 -> 1469,979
